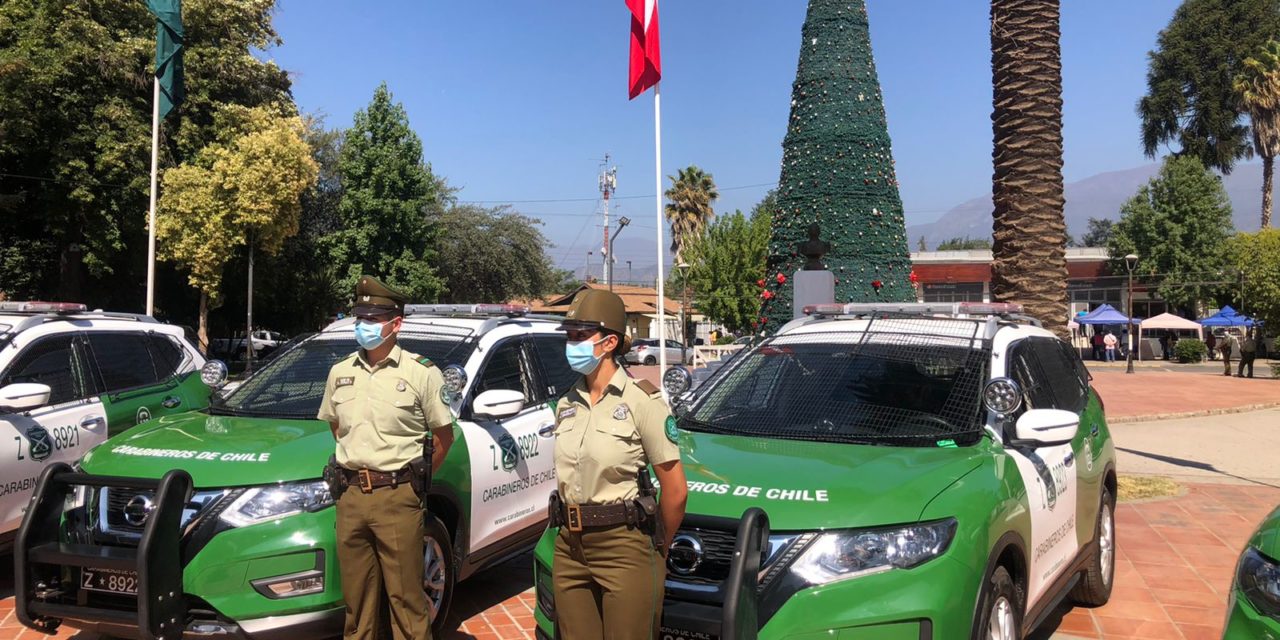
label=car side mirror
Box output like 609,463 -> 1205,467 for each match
1013,409 -> 1079,447
472,389 -> 525,421
0,383 -> 52,413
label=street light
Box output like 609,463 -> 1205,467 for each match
677,261 -> 690,364
626,260 -> 633,284
607,216 -> 631,291
1124,253 -> 1138,374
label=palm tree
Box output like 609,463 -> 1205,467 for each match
990,0 -> 1069,337
1234,39 -> 1280,229
663,165 -> 719,261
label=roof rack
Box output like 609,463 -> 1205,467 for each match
802,302 -> 1041,328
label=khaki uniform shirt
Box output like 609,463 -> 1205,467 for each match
553,367 -> 680,505
317,344 -> 453,472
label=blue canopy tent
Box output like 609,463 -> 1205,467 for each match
1076,304 -> 1144,359
1198,305 -> 1258,327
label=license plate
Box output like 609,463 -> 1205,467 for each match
81,568 -> 139,595
660,627 -> 718,640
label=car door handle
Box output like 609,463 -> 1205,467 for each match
79,415 -> 106,431
162,395 -> 182,409
538,424 -> 556,438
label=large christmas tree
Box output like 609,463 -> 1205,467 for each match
759,0 -> 913,330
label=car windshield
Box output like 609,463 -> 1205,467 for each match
682,326 -> 989,446
214,327 -> 475,419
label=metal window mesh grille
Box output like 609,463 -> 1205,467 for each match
686,318 -> 990,443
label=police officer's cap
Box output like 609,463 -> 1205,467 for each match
559,289 -> 633,351
352,275 -> 408,316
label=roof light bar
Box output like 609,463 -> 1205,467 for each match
404,304 -> 530,317
0,301 -> 88,314
804,302 -> 1024,318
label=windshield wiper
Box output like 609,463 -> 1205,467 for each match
676,415 -> 734,435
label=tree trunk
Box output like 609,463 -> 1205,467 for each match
1262,154 -> 1273,229
198,291 -> 210,356
990,0 -> 1070,338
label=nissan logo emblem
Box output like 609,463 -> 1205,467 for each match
123,495 -> 155,527
666,533 -> 703,576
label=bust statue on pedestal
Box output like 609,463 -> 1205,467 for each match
792,224 -> 836,319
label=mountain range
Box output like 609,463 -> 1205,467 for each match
905,162 -> 1270,249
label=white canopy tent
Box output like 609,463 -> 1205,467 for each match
1139,312 -> 1204,342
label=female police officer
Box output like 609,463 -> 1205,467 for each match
550,289 -> 688,640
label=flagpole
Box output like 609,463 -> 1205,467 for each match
145,76 -> 161,317
653,81 -> 667,385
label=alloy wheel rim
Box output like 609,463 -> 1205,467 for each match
423,536 -> 447,618
1099,502 -> 1115,586
987,596 -> 1017,640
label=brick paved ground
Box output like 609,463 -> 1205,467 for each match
1,482 -> 1273,640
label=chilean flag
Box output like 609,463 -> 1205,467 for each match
627,0 -> 661,99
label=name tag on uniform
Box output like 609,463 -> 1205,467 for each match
558,406 -> 577,420
336,376 -> 355,388
613,404 -> 630,420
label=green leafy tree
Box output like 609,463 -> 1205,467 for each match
1225,229 -> 1280,329
1107,156 -> 1235,310
1234,39 -> 1280,228
663,165 -> 719,261
935,237 -> 992,250
0,0 -> 291,309
1138,0 -> 1280,174
434,204 -> 563,304
683,196 -> 773,334
762,0 -> 914,330
325,82 -> 443,304
1079,217 -> 1115,247
156,106 -> 317,347
991,0 -> 1069,337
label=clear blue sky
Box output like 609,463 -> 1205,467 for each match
270,0 -> 1181,274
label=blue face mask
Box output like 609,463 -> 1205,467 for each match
354,320 -> 388,350
565,338 -> 604,375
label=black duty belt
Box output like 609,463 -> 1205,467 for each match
559,501 -> 642,533
338,466 -> 414,493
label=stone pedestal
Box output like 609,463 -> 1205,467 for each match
793,269 -> 836,319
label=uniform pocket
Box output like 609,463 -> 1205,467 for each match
593,420 -> 640,442
331,388 -> 359,432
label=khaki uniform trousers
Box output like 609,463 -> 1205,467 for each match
336,483 -> 430,640
553,525 -> 665,640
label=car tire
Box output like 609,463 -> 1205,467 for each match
1071,488 -> 1116,606
973,566 -> 1022,640
644,356 -> 656,365
424,515 -> 456,635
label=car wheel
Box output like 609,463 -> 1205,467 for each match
974,566 -> 1021,640
1070,488 -> 1116,606
424,515 -> 456,634
644,356 -> 656,365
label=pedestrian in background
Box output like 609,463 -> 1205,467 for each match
318,276 -> 455,640
1206,332 -> 1217,361
1221,331 -> 1238,376
1239,329 -> 1257,378
1091,330 -> 1105,360
548,289 -> 688,640
1103,330 -> 1118,362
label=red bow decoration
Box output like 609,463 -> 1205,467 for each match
909,270 -> 919,284
776,273 -> 787,285
871,280 -> 883,291
756,279 -> 766,288
762,290 -> 775,300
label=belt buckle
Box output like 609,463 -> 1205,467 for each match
565,504 -> 583,533
358,469 -> 374,493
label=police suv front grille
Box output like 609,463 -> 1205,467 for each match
97,487 -> 231,539
666,526 -> 807,588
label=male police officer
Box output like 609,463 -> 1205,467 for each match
318,276 -> 454,640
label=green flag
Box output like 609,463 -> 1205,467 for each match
147,0 -> 184,118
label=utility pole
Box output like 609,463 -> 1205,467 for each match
598,154 -> 617,287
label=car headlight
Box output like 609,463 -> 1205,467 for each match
790,519 -> 957,585
219,480 -> 333,528
1238,547 -> 1280,618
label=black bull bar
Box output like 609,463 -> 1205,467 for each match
14,462 -> 193,640
720,506 -> 770,640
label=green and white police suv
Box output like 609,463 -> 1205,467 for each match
533,302 -> 1117,640
16,304 -> 576,639
1224,505 -> 1280,638
0,301 -> 208,548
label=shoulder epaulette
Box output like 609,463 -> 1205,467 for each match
635,379 -> 662,397
415,355 -> 437,369
339,352 -> 359,363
